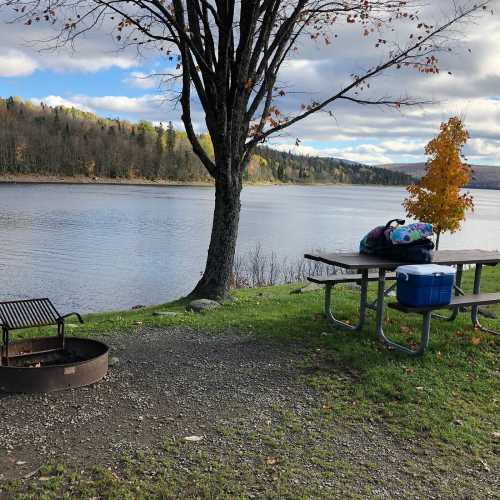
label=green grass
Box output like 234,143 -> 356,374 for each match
4,265 -> 499,498
11,265 -> 500,452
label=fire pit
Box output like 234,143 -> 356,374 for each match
0,336 -> 109,393
0,298 -> 109,393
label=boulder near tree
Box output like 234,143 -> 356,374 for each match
3,0 -> 491,299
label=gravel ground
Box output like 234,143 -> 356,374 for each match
0,327 -> 496,498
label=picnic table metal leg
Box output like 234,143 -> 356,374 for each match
375,268 -> 387,342
376,268 -> 430,355
367,281 -> 397,311
324,270 -> 368,331
433,264 -> 463,321
471,264 -> 500,336
2,327 -> 10,366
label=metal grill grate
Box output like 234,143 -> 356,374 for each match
0,298 -> 61,330
1,298 -> 83,367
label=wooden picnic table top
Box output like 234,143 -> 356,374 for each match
304,249 -> 500,270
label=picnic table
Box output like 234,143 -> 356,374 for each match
304,249 -> 500,355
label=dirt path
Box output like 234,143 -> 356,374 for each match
0,328 -> 495,498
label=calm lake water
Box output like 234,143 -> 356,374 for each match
0,183 -> 498,313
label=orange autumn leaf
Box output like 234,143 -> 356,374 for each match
471,337 -> 481,346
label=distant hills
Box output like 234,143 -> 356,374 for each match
255,147 -> 414,185
379,162 -> 500,190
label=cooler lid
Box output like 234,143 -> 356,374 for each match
396,264 -> 456,276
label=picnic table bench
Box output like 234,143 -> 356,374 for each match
0,298 -> 83,366
304,249 -> 500,356
308,272 -> 397,331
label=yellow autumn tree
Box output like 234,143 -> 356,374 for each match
198,133 -> 214,160
403,117 -> 474,249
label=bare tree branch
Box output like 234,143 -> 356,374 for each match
245,0 -> 490,149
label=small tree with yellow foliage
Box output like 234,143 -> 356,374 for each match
404,117 -> 474,249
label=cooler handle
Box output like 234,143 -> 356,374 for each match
397,272 -> 409,281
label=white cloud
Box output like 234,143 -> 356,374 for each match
31,95 -> 92,112
73,94 -> 164,113
0,49 -> 38,77
0,17 -> 138,74
379,139 -> 426,155
123,71 -> 161,89
468,138 -> 500,158
44,55 -> 137,73
271,142 -> 393,165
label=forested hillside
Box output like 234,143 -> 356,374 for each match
255,147 -> 413,185
0,96 -> 412,185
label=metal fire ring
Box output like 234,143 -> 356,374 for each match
0,337 -> 109,393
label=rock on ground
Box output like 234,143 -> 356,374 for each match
290,283 -> 323,294
186,299 -> 221,313
152,311 -> 178,317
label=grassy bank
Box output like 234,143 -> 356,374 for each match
4,265 -> 499,498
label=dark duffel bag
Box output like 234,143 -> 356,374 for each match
380,237 -> 434,263
360,219 -> 434,264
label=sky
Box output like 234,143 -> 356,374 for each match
0,1 -> 499,166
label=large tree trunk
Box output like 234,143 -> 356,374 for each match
190,174 -> 242,300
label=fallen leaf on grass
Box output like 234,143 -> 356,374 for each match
479,459 -> 490,472
184,435 -> 203,442
471,337 -> 481,345
23,469 -> 39,479
38,477 -> 51,482
492,431 -> 500,442
266,457 -> 279,465
404,367 -> 414,374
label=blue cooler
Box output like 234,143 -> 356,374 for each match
396,264 -> 456,307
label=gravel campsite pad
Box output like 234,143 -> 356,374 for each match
0,327 -> 496,498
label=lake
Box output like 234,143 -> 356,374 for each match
0,183 -> 498,313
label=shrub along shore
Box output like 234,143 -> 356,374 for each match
3,264 -> 499,498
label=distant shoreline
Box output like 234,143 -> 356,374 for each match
0,174 -> 391,188
0,174 -> 215,187
1,174 -> 496,190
